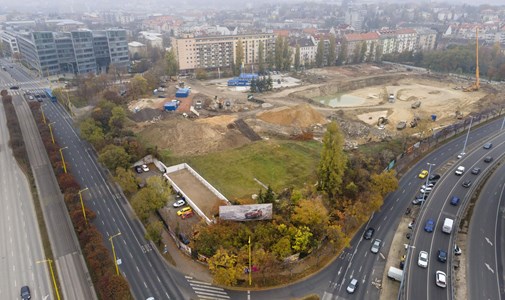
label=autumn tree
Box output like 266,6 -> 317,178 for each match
165,48 -> 179,79
235,39 -> 244,75
114,167 -> 139,195
282,37 -> 292,71
97,272 -> 133,300
291,199 -> 329,238
98,145 -> 131,172
316,40 -> 324,67
328,35 -> 336,66
79,118 -> 105,147
145,221 -> 164,245
128,75 -> 148,99
274,35 -> 283,71
326,224 -> 350,252
294,44 -> 301,71
258,41 -> 265,74
292,226 -> 313,253
317,122 -> 348,202
208,248 -> 243,286
108,106 -> 126,135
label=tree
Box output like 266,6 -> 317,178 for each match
79,118 -> 105,147
258,41 -> 265,74
129,75 -> 148,99
316,40 -> 324,67
292,226 -> 313,253
97,272 -> 133,300
370,170 -> 398,197
294,44 -> 301,71
317,122 -> 348,202
326,224 -> 350,252
359,41 -> 367,63
336,42 -> 347,65
271,236 -> 292,259
235,39 -> 244,76
145,221 -> 163,245
328,35 -> 336,66
266,47 -> 274,71
274,35 -> 283,71
250,78 -> 257,93
208,248 -> 242,286
282,37 -> 292,71
114,167 -> 139,195
195,68 -> 208,80
353,43 -> 362,64
98,144 -> 131,172
165,49 -> 179,79
291,199 -> 329,238
108,106 -> 126,135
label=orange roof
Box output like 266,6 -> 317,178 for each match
395,28 -> 417,35
273,30 -> 290,37
344,32 -> 379,41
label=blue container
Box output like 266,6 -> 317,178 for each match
164,102 -> 178,111
175,88 -> 190,98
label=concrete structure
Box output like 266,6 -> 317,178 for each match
128,41 -> 147,59
0,30 -> 20,57
344,32 -> 380,63
415,27 -> 437,52
172,33 -> 275,72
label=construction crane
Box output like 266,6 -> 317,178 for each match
464,28 -> 480,92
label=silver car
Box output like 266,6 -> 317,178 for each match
371,239 -> 381,254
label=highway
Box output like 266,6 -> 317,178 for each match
0,81 -> 52,300
467,161 -> 505,300
405,126 -> 505,300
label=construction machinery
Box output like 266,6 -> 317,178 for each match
464,28 -> 480,92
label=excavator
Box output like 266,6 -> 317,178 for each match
464,28 -> 480,92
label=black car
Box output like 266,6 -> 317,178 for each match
462,180 -> 472,188
363,227 -> 375,240
134,166 -> 143,174
20,286 -> 31,300
483,142 -> 493,149
471,167 -> 481,175
428,174 -> 441,181
484,156 -> 493,163
437,249 -> 447,263
10,85 -> 19,90
178,233 -> 190,245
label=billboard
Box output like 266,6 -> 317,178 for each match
219,204 -> 273,221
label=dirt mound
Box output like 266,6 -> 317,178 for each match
256,104 -> 327,127
129,108 -> 164,122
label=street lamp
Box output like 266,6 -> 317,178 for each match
40,104 -> 46,124
398,244 -> 416,300
78,187 -> 89,224
37,258 -> 61,300
459,116 -> 474,158
48,122 -> 56,144
248,236 -> 252,286
109,232 -> 122,275
59,147 -> 68,173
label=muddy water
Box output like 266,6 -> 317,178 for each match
315,93 -> 366,107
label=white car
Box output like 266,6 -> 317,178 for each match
141,164 -> 150,172
457,152 -> 465,159
346,278 -> 358,294
418,251 -> 429,268
435,271 -> 447,288
455,166 -> 465,175
371,239 -> 381,254
173,199 -> 186,208
420,187 -> 432,194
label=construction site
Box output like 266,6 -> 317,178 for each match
126,61 -> 501,159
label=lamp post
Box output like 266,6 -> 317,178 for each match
109,232 -> 122,275
78,188 -> 89,224
48,122 -> 56,144
248,236 -> 252,286
37,259 -> 61,300
460,116 -> 474,157
59,147 -> 68,173
398,244 -> 416,300
41,104 -> 46,124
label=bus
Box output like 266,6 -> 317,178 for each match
44,88 -> 57,102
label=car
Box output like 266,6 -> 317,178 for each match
454,244 -> 462,256
437,249 -> 447,262
141,164 -> 149,172
424,219 -> 435,232
20,286 -> 31,300
146,297 -> 155,300
421,183 -> 435,189
450,196 -> 460,206
371,239 -> 382,254
457,152 -> 465,159
483,142 -> 493,149
245,209 -> 263,219
41,94 -> 46,98
419,170 -> 429,179
346,278 -> 358,293
134,166 -> 143,173
420,187 -> 432,194
428,174 -> 441,181
173,199 -> 186,208
471,167 -> 481,175
177,207 -> 192,216
10,85 -> 19,90
178,232 -> 190,245
28,95 -> 34,100
34,94 -> 41,99
484,156 -> 493,163
408,219 -> 415,229
418,251 -> 429,268
180,210 -> 194,219
435,271 -> 447,288
462,180 -> 472,188
455,166 -> 465,175
412,197 -> 425,205
363,227 -> 375,240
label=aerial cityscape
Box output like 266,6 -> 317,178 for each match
0,0 -> 504,300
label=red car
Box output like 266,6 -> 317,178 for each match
245,209 -> 263,219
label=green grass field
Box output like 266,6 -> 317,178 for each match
167,140 -> 322,200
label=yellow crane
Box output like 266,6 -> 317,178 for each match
464,28 -> 480,92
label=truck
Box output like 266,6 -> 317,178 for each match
442,218 -> 454,234
387,266 -> 403,282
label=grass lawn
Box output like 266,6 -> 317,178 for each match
168,140 -> 322,200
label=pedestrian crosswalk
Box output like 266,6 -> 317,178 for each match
185,276 -> 231,299
1,79 -> 50,98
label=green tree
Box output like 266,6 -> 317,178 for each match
98,145 -> 131,172
282,37 -> 292,71
250,78 -> 257,93
317,122 -> 348,202
208,248 -> 242,286
114,167 -> 139,195
328,35 -> 336,66
258,41 -> 265,74
266,47 -> 274,70
360,41 -> 367,63
316,40 -> 324,67
131,188 -> 155,221
336,42 -> 347,65
294,44 -> 301,71
235,39 -> 244,76
353,43 -> 362,64
274,35 -> 283,71
292,226 -> 313,253
272,236 -> 292,258
165,48 -> 179,79
326,224 -> 350,252
370,170 -> 398,197
195,68 -> 208,80
79,118 -> 105,147
145,221 -> 163,245
146,176 -> 171,209
129,75 -> 148,99
108,106 -> 126,134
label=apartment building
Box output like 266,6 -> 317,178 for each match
7,29 -> 129,76
0,30 -> 20,57
344,32 -> 380,63
172,33 -> 275,72
289,36 -> 317,66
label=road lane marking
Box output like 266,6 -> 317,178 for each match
485,237 -> 493,246
485,263 -> 495,274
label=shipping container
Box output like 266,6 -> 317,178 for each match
175,88 -> 190,98
164,102 -> 178,111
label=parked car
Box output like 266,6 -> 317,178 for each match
408,219 -> 415,229
471,167 -> 481,175
141,164 -> 150,172
420,187 -> 432,194
437,249 -> 447,263
428,174 -> 441,181
421,183 -> 435,189
435,271 -> 447,288
450,196 -> 460,206
135,166 -> 143,174
462,180 -> 472,188
346,278 -> 358,294
363,227 -> 375,240
177,207 -> 192,216
418,251 -> 429,268
245,209 -> 263,219
178,233 -> 190,245
419,170 -> 429,179
371,239 -> 382,254
173,199 -> 186,208
180,211 -> 194,219
483,142 -> 493,149
484,156 -> 493,163
454,244 -> 462,256
424,219 -> 435,232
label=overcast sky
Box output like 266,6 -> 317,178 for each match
0,0 -> 502,14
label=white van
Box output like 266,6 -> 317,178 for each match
388,266 -> 403,282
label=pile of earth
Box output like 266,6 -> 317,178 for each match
256,104 -> 328,127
